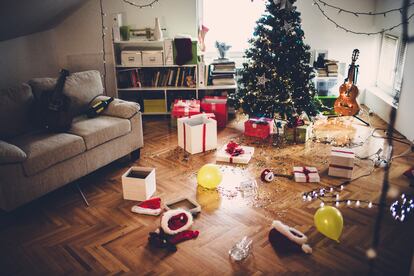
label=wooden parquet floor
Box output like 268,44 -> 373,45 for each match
1,115 -> 414,275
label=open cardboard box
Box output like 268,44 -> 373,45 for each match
122,167 -> 156,201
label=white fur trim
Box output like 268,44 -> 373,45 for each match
301,244 -> 312,254
271,220 -> 308,246
131,206 -> 162,216
161,209 -> 193,235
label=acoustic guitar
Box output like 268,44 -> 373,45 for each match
334,49 -> 360,116
37,69 -> 73,131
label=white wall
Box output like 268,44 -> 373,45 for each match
53,0 -> 197,97
296,0 -> 378,89
364,0 -> 414,141
0,0 -> 197,95
0,30 -> 59,89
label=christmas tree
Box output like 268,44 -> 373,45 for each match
229,0 -> 320,123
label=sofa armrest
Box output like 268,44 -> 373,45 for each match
0,140 -> 27,164
91,96 -> 140,119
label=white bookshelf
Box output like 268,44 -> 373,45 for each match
113,39 -> 237,115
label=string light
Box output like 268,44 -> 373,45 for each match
316,0 -> 414,17
312,0 -> 414,36
99,0 -> 107,93
122,0 -> 159,8
390,193 -> 414,222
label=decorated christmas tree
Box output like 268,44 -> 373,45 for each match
229,0 -> 320,123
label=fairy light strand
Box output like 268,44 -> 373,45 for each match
99,0 -> 107,93
316,0 -> 414,17
313,0 -> 414,35
122,0 -> 159,8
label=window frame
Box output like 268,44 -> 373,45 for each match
376,33 -> 407,99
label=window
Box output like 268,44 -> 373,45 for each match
376,33 -> 407,102
200,0 -> 266,66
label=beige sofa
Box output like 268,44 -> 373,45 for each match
0,70 -> 143,211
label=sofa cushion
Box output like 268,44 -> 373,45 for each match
90,96 -> 140,119
28,70 -> 103,116
0,83 -> 34,139
12,132 -> 86,176
68,116 -> 131,150
0,141 -> 27,164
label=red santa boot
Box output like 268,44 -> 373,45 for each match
268,220 -> 312,255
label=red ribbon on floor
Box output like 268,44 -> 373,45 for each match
293,167 -> 317,182
332,149 -> 354,155
329,164 -> 353,171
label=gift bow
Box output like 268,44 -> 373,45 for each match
287,117 -> 305,128
294,167 -> 318,182
249,117 -> 270,125
225,141 -> 245,157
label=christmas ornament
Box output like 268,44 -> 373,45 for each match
131,197 -> 162,216
256,73 -> 269,86
261,169 -> 274,182
268,220 -> 312,254
197,164 -> 223,189
314,206 -> 343,242
148,209 -> 199,252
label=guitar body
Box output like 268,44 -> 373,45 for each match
36,69 -> 73,132
37,91 -> 73,131
334,49 -> 361,117
334,83 -> 360,116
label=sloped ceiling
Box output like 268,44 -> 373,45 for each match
0,0 -> 89,41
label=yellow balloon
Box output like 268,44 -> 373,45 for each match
314,206 -> 343,242
197,164 -> 222,189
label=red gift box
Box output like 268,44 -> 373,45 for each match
244,117 -> 273,139
200,96 -> 228,128
172,99 -> 201,118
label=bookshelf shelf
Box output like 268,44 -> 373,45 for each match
112,39 -> 237,115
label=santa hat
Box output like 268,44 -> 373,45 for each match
161,209 -> 193,235
268,220 -> 312,254
261,169 -> 275,183
131,197 -> 162,216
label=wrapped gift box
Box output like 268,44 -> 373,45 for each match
284,124 -> 312,143
200,96 -> 228,128
216,143 -> 254,164
244,117 -> 274,139
328,147 -> 354,179
122,167 -> 156,201
171,99 -> 201,118
293,166 -> 320,183
177,114 -> 217,154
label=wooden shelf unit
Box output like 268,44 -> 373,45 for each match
113,39 -> 237,115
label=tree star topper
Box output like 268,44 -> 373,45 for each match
257,73 -> 269,86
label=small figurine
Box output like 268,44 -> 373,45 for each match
215,41 -> 231,60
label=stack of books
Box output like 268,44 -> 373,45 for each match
315,60 -> 339,78
209,60 -> 236,86
326,60 -> 339,77
117,67 -> 196,88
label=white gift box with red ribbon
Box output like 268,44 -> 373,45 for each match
177,114 -> 217,154
328,147 -> 355,179
293,166 -> 320,183
216,145 -> 255,164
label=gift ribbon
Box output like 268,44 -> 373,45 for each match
293,167 -> 318,182
329,164 -> 353,170
183,123 -> 207,153
225,141 -> 245,163
332,149 -> 354,155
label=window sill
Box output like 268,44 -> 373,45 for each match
366,86 -> 398,109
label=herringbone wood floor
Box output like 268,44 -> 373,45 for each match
1,115 -> 413,275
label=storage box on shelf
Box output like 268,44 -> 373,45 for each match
113,39 -> 237,115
